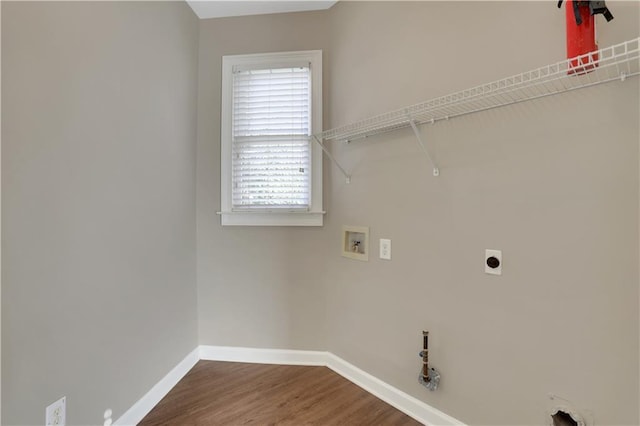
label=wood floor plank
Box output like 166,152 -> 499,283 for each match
139,361 -> 423,425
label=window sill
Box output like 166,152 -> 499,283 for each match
217,211 -> 325,227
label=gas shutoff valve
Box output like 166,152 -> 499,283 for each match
418,331 -> 440,391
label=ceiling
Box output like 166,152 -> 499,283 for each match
186,1 -> 337,19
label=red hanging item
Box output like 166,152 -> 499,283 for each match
558,0 -> 614,75
566,0 -> 598,74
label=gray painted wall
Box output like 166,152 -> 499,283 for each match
196,2 -> 640,424
1,3 -> 3,422
1,2 -> 199,424
324,2 -> 639,424
196,11 -> 330,351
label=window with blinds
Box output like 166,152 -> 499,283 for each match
220,50 -> 323,227
231,65 -> 311,210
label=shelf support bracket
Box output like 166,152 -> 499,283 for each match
311,135 -> 352,184
406,113 -> 440,177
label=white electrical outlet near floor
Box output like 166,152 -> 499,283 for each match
46,396 -> 66,426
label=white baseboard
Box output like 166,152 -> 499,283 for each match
325,353 -> 464,426
114,345 -> 464,426
114,347 -> 200,426
199,345 -> 328,366
199,345 -> 464,426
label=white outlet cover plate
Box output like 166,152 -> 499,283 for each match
485,249 -> 502,275
379,239 -> 391,260
46,396 -> 66,426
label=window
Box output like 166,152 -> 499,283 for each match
220,50 -> 323,226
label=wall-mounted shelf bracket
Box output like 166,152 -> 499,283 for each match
311,135 -> 351,183
406,111 -> 439,177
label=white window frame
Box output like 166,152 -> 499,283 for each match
220,50 -> 323,226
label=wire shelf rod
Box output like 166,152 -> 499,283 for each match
316,37 -> 639,144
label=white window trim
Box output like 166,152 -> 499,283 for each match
220,50 -> 323,227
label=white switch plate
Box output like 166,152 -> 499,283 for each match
379,239 -> 391,260
485,249 -> 502,275
46,396 -> 66,426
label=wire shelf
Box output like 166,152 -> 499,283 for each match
316,37 -> 640,144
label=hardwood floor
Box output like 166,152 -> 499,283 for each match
139,361 -> 423,425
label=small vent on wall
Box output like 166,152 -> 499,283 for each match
550,408 -> 584,426
552,411 -> 578,426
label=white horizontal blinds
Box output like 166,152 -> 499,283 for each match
232,64 -> 312,210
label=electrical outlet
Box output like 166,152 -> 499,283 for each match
485,249 -> 502,275
46,397 -> 66,426
104,408 -> 113,426
379,239 -> 391,260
